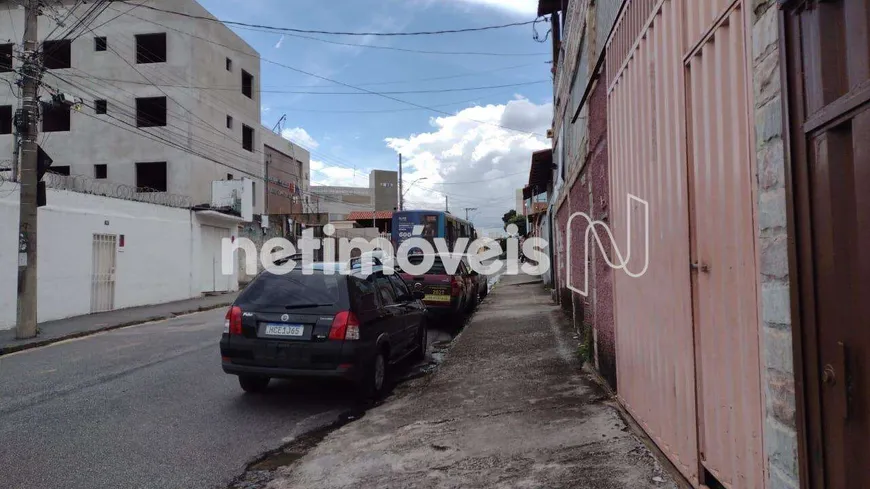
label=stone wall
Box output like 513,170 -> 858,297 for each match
751,2 -> 799,488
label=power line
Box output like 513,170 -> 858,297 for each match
50,73 -> 549,95
349,61 -> 547,87
429,171 -> 528,185
36,76 -> 387,211
231,25 -> 547,57
28,14 -> 410,181
104,5 -> 548,138
43,68 -> 529,207
32,8 -> 537,205
127,3 -> 542,37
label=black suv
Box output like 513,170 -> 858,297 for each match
220,266 -> 427,397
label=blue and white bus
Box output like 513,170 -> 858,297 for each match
392,210 -> 477,251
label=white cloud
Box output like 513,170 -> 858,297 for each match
308,159 -> 374,187
274,35 -> 285,49
450,0 -> 537,16
281,127 -> 320,149
385,97 -> 551,228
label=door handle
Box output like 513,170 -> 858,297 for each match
822,342 -> 850,419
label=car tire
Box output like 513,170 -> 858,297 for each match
358,349 -> 388,400
480,283 -> 488,299
238,375 -> 270,393
412,321 -> 428,362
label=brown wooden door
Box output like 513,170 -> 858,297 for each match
784,1 -> 870,488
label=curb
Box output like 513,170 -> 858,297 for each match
0,301 -> 233,357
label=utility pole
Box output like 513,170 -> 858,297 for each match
465,207 -> 477,221
15,0 -> 40,339
445,195 -> 449,213
397,153 -> 403,211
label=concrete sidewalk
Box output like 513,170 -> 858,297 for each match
0,292 -> 238,356
260,275 -> 683,489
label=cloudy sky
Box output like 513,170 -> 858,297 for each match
199,0 -> 552,230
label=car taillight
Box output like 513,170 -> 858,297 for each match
451,276 -> 462,296
329,311 -> 360,341
225,306 -> 242,335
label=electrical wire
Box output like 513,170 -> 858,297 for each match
230,25 -> 547,57
6,2 -> 17,42
427,171 -> 528,185
41,67 -> 533,208
30,10 -> 536,207
47,73 -> 549,95
55,61 -> 547,89
41,76 -> 516,211
37,76 -> 390,210
125,4 -> 541,37
104,5 -> 548,138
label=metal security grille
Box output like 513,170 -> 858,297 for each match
90,234 -> 117,313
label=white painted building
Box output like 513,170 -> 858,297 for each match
0,184 -> 243,330
0,0 -> 264,212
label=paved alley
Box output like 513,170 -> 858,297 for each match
254,274 -> 682,489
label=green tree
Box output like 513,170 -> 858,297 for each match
502,209 -> 527,236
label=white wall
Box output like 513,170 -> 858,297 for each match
0,185 -> 238,330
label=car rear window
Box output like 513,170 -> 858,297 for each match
237,271 -> 343,307
399,255 -> 449,275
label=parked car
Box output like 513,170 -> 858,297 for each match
461,255 -> 489,302
350,250 -> 394,270
220,265 -> 427,398
397,253 -> 479,317
303,261 -> 347,274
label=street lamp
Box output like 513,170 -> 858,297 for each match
401,177 -> 429,210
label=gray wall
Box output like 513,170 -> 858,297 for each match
752,2 -> 799,488
0,0 -> 263,212
309,186 -> 372,219
369,170 -> 397,212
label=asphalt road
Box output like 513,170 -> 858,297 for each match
0,309 -> 357,489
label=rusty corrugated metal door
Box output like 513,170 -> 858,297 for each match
607,0 -> 699,484
684,2 -> 764,487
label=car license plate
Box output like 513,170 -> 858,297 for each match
264,324 -> 304,337
424,294 -> 451,302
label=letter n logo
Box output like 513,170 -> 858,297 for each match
566,194 -> 650,297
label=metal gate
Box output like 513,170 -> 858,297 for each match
684,2 -> 764,487
607,0 -> 764,486
607,0 -> 699,483
200,225 -> 231,293
90,234 -> 117,313
783,1 -> 870,488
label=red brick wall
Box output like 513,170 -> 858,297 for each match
555,202 -> 571,311
568,164 -> 592,330
587,74 -> 616,390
